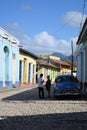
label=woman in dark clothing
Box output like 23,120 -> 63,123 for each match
46,75 -> 51,98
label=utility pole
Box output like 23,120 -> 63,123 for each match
71,40 -> 73,76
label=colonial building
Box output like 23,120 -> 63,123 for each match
40,55 -> 71,75
19,48 -> 38,87
76,17 -> 87,91
64,60 -> 77,76
52,60 -> 71,75
36,55 -> 73,83
0,27 -> 19,88
36,58 -> 59,82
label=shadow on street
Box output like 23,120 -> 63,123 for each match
1,87 -> 87,102
2,87 -> 54,102
0,112 -> 87,130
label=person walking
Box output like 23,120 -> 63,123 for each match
38,73 -> 44,99
45,75 -> 51,98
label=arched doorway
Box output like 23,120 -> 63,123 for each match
3,46 -> 9,87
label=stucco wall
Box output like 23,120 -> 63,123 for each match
19,52 -> 37,84
0,27 -> 19,88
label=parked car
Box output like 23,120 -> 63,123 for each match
53,75 -> 81,98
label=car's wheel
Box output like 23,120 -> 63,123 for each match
54,95 -> 57,100
77,94 -> 82,99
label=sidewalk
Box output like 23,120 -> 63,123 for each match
0,83 -> 38,93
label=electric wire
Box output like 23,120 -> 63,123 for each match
79,0 -> 87,31
50,1 -> 87,53
52,8 -> 84,36
52,0 -> 87,36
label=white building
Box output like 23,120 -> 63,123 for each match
76,17 -> 87,92
0,27 -> 19,89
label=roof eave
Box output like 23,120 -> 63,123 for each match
76,17 -> 87,45
20,48 -> 38,59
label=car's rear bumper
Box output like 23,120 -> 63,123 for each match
54,92 -> 80,96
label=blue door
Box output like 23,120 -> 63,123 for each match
28,63 -> 31,82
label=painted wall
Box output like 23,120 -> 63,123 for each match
60,67 -> 71,75
83,41 -> 87,84
37,65 -> 59,83
19,51 -> 37,84
76,42 -> 87,91
0,27 -> 19,88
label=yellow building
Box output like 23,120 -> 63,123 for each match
49,58 -> 71,75
36,59 -> 60,83
37,55 -> 72,80
19,48 -> 38,86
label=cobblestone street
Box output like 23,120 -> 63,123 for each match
0,85 -> 87,130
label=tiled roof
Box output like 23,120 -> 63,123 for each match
64,60 -> 77,67
50,58 -> 70,66
76,17 -> 87,44
37,59 -> 59,69
20,48 -> 38,59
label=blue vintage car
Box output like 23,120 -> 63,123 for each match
54,75 -> 81,98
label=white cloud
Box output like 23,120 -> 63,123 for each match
21,5 -> 32,11
34,32 -> 57,47
7,23 -> 19,30
19,31 -> 76,56
63,11 -> 87,28
7,23 -> 78,56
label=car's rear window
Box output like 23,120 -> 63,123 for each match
56,76 -> 77,83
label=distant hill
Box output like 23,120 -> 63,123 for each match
67,54 -> 77,62
51,52 -> 76,62
51,52 -> 68,60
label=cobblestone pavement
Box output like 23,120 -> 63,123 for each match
0,85 -> 87,130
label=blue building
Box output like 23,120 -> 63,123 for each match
0,27 -> 19,88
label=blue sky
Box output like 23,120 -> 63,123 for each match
0,0 -> 87,55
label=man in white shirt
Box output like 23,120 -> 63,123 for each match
38,73 -> 44,99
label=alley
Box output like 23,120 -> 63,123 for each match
0,85 -> 87,130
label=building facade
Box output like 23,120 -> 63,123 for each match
19,48 -> 38,86
0,27 -> 19,88
36,58 -> 60,82
76,17 -> 87,92
41,55 -> 71,75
